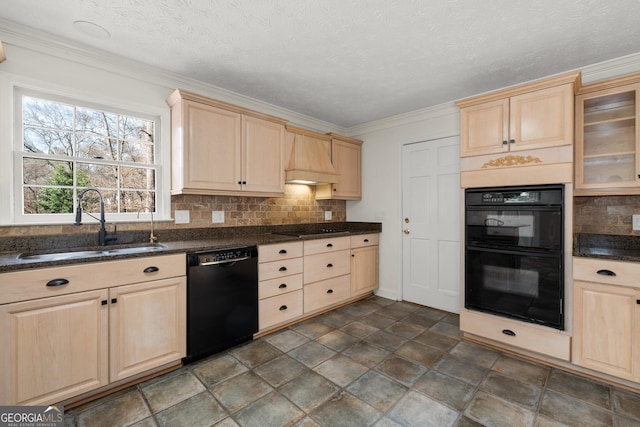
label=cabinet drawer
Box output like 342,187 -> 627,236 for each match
573,257 -> 640,288
259,257 -> 303,281
0,254 -> 185,305
259,274 -> 303,299
304,275 -> 351,313
303,250 -> 350,284
259,290 -> 303,330
304,236 -> 350,255
259,242 -> 303,262
460,310 -> 570,361
350,233 -> 379,248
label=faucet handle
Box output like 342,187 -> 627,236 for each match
106,224 -> 118,243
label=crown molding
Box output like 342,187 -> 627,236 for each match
0,19 -> 343,134
580,51 -> 640,84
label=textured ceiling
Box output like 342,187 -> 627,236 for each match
2,0 -> 640,128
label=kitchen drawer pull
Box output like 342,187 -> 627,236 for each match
278,283 -> 287,289
502,329 -> 516,337
143,266 -> 159,273
326,263 -> 333,268
502,140 -> 508,145
326,243 -> 333,248
279,305 -> 288,311
111,298 -> 118,304
279,266 -> 287,272
364,239 -> 369,242
597,269 -> 616,276
101,300 -> 108,306
327,289 -> 334,294
509,139 -> 515,144
279,249 -> 287,254
46,278 -> 69,287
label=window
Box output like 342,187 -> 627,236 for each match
16,89 -> 160,221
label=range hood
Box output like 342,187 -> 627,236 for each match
285,126 -> 339,184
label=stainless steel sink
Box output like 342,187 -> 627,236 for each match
17,244 -> 167,261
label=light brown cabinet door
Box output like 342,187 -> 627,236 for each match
572,280 -> 636,380
242,115 -> 285,194
331,139 -> 361,199
182,100 -> 242,192
350,245 -> 379,296
109,277 -> 186,382
0,289 -> 109,405
509,84 -> 573,152
459,98 -> 509,157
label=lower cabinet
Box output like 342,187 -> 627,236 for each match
0,254 -> 186,405
350,234 -> 379,297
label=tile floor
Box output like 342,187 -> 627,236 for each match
64,296 -> 640,427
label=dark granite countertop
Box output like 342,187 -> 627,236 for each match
0,222 -> 381,273
573,233 -> 640,262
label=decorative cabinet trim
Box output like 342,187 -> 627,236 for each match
482,155 -> 543,169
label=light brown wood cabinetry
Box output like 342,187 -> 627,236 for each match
572,257 -> 640,380
0,254 -> 186,405
574,74 -> 640,195
167,89 -> 286,196
316,134 -> 363,200
350,234 -> 379,297
457,72 -> 580,188
303,236 -> 351,313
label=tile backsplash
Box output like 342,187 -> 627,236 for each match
0,184 -> 346,238
574,195 -> 640,236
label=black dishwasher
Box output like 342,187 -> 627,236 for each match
184,246 -> 258,364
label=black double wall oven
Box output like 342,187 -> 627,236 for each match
465,184 -> 564,330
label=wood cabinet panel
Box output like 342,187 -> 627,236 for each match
303,275 -> 351,313
350,233 -> 379,248
315,135 -> 363,200
259,274 -> 303,300
242,115 -> 285,194
350,245 -> 379,296
303,236 -> 350,255
459,99 -> 509,157
259,241 -> 303,262
303,250 -> 350,284
258,257 -> 304,281
259,289 -> 303,330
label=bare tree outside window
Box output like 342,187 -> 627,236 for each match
21,95 -> 157,216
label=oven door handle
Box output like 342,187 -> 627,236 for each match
200,255 -> 252,266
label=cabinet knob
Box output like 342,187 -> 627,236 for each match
279,305 -> 288,311
502,140 -> 508,145
327,289 -> 334,294
509,139 -> 515,144
111,298 -> 118,304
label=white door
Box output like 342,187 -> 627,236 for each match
401,137 -> 461,313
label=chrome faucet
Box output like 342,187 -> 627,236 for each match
74,188 -> 118,246
137,206 -> 157,244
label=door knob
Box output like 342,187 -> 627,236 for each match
403,229 -> 410,234
404,218 -> 410,223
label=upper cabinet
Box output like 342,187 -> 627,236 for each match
167,89 -> 286,196
574,73 -> 640,195
456,72 -> 580,188
316,134 -> 363,200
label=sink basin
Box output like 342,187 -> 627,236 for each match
17,244 -> 167,262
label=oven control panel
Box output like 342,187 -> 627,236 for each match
481,191 -> 540,204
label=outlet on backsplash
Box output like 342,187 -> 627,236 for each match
212,211 -> 225,224
175,210 -> 190,224
324,211 -> 332,221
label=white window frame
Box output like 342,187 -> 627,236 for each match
9,85 -> 169,225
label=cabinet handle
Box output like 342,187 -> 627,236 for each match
502,329 -> 516,336
143,266 -> 159,273
597,269 -> 616,276
637,300 -> 640,305
509,139 -> 515,144
46,278 -> 69,287
352,254 -> 355,257
279,249 -> 287,254
279,283 -> 287,289
279,305 -> 288,311
502,140 -> 508,145
327,263 -> 333,268
111,298 -> 118,304
364,239 -> 369,242
327,243 -> 333,248
327,289 -> 334,294
242,181 -> 247,185
101,300 -> 108,305
238,181 -> 242,185
279,266 -> 287,272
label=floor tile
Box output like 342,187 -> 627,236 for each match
359,312 -> 397,329
310,391 -> 382,426
140,370 -> 205,413
375,305 -> 413,320
292,321 -> 335,339
155,392 -> 227,427
374,417 -> 404,427
128,417 -> 158,427
233,391 -> 305,427
264,329 -> 309,352
210,371 -> 273,413
394,340 -> 445,368
455,416 -> 485,427
340,320 -> 379,338
388,390 -> 459,427
315,329 -> 360,352
435,354 -> 488,386
449,340 -> 500,369
342,341 -> 391,368
313,354 -> 369,387
479,371 -> 543,410
338,300 -> 380,317
364,329 -> 408,351
279,370 -> 341,412
413,370 -> 475,411
191,353 -> 248,387
288,340 -> 336,367
412,306 -> 447,321
375,355 -> 427,387
346,370 -> 408,412
385,321 -> 425,339
400,313 -> 439,329
214,418 -> 240,427
319,310 -> 357,328
253,354 -> 309,388
465,391 -> 536,427
76,388 -> 151,427
229,340 -> 282,368
293,416 -> 321,427
533,414 -> 571,427
491,354 -> 550,387
613,388 -> 640,421
429,321 -> 461,339
412,329 -> 459,351
545,369 -> 611,409
538,389 -> 613,427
